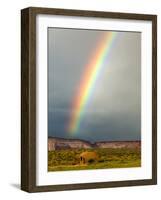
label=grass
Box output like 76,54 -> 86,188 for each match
48,148 -> 141,172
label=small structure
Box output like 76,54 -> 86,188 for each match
80,151 -> 99,164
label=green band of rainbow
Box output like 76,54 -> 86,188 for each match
67,32 -> 118,135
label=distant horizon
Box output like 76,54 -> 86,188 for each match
48,135 -> 141,143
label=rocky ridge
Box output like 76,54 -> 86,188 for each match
48,137 -> 141,151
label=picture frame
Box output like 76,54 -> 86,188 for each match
21,7 -> 157,192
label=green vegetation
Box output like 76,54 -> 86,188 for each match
48,148 -> 141,172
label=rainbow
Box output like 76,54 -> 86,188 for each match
67,31 -> 118,135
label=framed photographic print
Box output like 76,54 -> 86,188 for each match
21,7 -> 157,192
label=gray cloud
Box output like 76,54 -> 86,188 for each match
48,28 -> 141,142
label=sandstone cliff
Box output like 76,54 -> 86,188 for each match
48,137 -> 93,151
96,141 -> 141,149
48,137 -> 141,151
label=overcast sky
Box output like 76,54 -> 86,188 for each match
48,28 -> 141,142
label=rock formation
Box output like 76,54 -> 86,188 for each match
48,137 -> 93,151
96,141 -> 141,149
48,137 -> 141,151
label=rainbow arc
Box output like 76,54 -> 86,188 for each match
67,31 -> 117,135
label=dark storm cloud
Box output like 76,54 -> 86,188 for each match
48,28 -> 141,142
